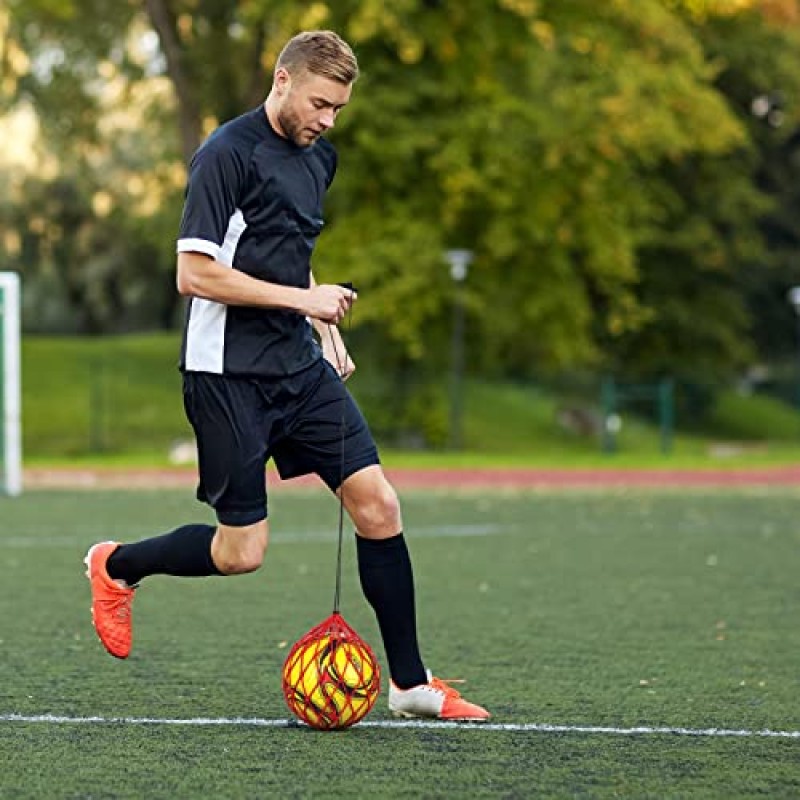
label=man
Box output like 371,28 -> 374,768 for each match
84,30 -> 488,722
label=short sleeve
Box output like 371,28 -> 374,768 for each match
177,138 -> 246,260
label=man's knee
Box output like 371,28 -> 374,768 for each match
348,480 -> 402,537
212,521 -> 269,575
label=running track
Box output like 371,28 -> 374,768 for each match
21,464 -> 800,490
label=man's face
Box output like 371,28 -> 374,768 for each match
274,67 -> 352,147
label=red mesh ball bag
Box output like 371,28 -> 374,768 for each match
282,612 -> 381,730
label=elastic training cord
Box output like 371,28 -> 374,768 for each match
325,288 -> 354,614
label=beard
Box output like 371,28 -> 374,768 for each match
276,104 -> 319,148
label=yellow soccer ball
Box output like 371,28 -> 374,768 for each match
282,636 -> 338,729
318,639 -> 380,727
321,640 -> 377,696
282,616 -> 382,730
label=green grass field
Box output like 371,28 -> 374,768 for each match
1,487 -> 799,798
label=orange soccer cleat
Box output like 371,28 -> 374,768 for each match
388,671 -> 490,721
84,541 -> 135,659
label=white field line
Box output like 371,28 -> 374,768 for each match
2,714 -> 798,739
2,524 -> 503,549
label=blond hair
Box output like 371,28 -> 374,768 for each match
276,30 -> 359,85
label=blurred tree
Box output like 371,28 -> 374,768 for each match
611,2 -> 800,388
3,0 -> 800,441
141,0 -> 306,164
698,5 -> 800,366
321,0 -> 749,378
2,0 -> 186,331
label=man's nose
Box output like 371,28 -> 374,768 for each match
320,109 -> 335,129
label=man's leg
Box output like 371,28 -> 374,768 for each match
276,363 -> 489,719
106,520 -> 269,583
84,370 -> 274,658
338,465 -> 426,689
339,465 -> 489,720
85,521 -> 269,659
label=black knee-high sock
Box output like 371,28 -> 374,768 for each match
106,524 -> 221,585
356,533 -> 427,689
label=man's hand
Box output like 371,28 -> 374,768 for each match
303,284 -> 357,325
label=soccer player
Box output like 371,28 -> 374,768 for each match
84,30 -> 488,722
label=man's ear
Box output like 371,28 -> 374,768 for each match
274,67 -> 291,96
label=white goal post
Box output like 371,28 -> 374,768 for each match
0,272 -> 21,496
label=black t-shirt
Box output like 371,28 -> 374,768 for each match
177,105 -> 337,377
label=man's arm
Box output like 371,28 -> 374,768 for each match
176,251 -> 355,325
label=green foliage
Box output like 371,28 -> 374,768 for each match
0,166 -> 184,332
3,0 -> 800,387
615,4 -> 800,381
325,0 -> 763,376
5,0 -> 140,145
696,10 -> 800,363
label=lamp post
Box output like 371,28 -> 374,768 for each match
445,249 -> 473,450
788,287 -> 800,407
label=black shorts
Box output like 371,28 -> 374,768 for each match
182,359 -> 379,526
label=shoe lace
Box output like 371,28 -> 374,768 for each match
429,677 -> 466,699
102,592 -> 132,622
